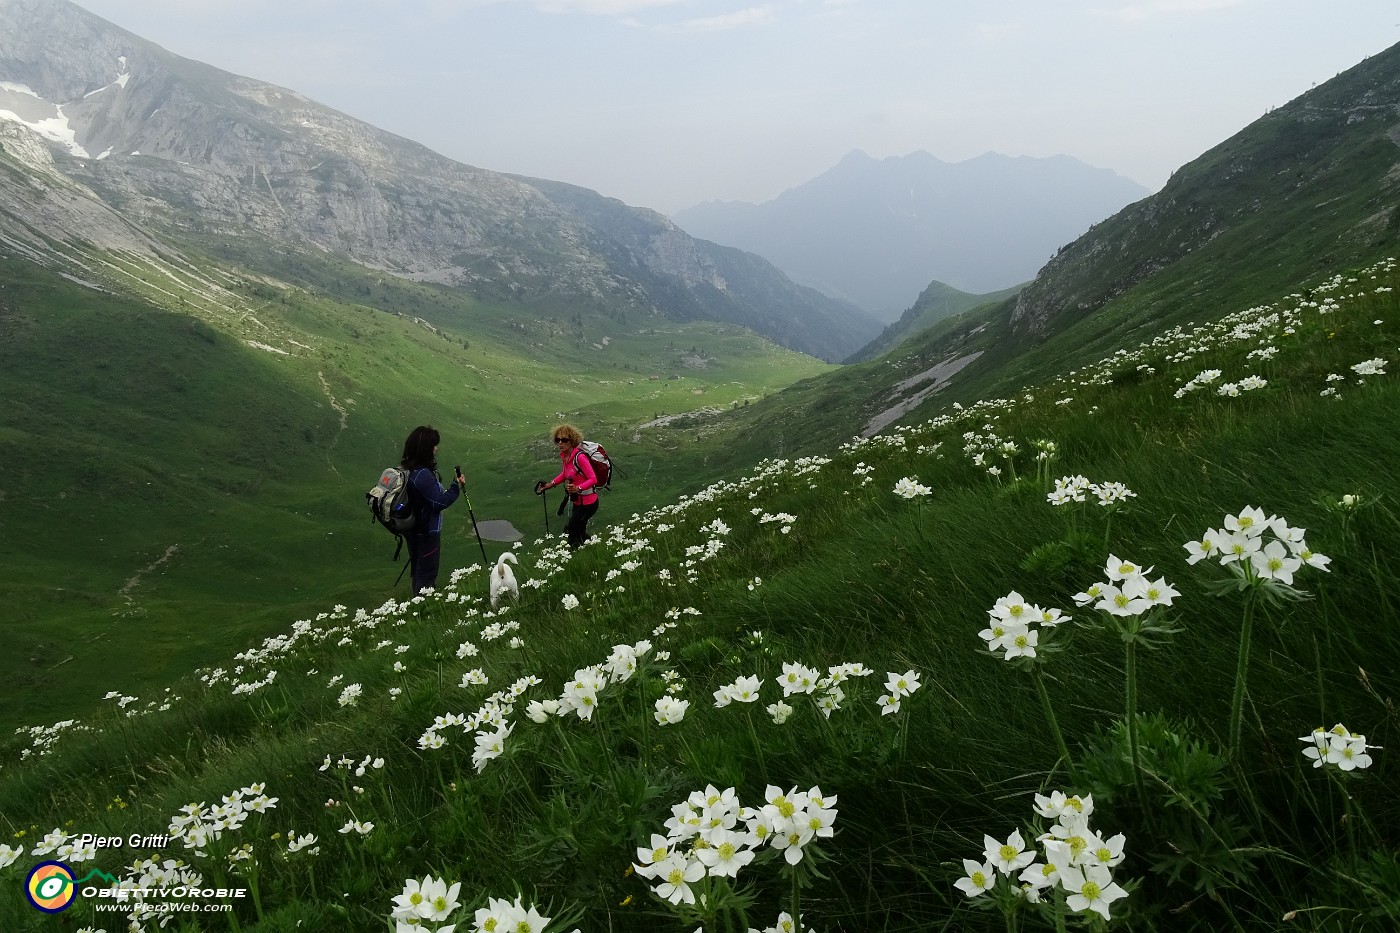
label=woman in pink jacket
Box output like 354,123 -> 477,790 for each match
541,423 -> 599,549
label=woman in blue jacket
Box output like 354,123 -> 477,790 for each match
400,425 -> 466,594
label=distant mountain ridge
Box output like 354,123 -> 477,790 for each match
828,40 -> 1400,442
846,279 -> 1025,364
1003,40 -> 1400,346
672,150 -> 1150,320
0,0 -> 879,361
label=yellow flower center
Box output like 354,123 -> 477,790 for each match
1081,881 -> 1102,899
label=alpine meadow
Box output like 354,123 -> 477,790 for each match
2,4 -> 1400,932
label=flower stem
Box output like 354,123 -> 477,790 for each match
1228,590 -> 1258,753
1125,641 -> 1149,812
1032,667 -> 1079,785
790,867 -> 802,932
744,706 -> 769,784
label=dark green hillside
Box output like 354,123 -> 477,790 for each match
0,253 -> 829,731
846,279 -> 1024,363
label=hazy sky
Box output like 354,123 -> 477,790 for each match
73,0 -> 1399,214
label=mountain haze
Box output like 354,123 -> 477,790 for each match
0,0 -> 879,361
697,41 -> 1400,457
672,149 -> 1150,319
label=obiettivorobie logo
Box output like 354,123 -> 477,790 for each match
24,860 -> 109,913
22,860 -> 247,914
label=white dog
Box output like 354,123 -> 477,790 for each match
489,552 -> 519,607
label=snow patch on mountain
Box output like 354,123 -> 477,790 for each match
0,81 -> 89,157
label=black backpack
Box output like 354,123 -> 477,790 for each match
366,467 -> 416,558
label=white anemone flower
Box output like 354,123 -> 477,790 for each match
954,858 -> 996,897
984,829 -> 1036,874
652,853 -> 706,905
654,696 -> 690,726
1057,861 -> 1129,921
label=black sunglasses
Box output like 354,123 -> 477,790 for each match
553,437 -> 568,443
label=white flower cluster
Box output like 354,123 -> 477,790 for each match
168,783 -> 278,854
468,894 -> 560,933
654,694 -> 690,725
14,718 -> 91,759
1184,506 -> 1330,584
1074,556 -> 1179,618
1351,357 -> 1388,377
876,670 -> 921,715
389,874 -> 463,932
634,784 -> 839,905
27,827 -> 98,864
1300,723 -> 1379,771
1215,374 -> 1268,396
770,661 -> 886,719
957,791 -> 1129,921
523,641 -> 655,727
892,476 -> 933,498
755,510 -> 797,534
286,830 -> 319,855
978,591 -> 1070,661
90,855 -> 209,929
1046,476 -> 1137,508
318,753 -> 385,776
416,674 -> 541,774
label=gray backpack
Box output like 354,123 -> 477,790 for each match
367,467 -> 417,559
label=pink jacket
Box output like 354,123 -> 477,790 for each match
552,446 -> 599,505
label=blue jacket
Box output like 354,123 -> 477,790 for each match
407,467 -> 460,535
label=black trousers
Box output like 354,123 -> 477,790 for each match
565,500 -> 598,549
406,531 -> 442,594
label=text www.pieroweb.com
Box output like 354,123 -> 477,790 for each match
91,901 -> 233,915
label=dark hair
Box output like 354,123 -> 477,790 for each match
400,425 -> 440,471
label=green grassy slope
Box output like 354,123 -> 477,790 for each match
0,252 -> 829,731
0,256 -> 1395,932
846,280 -> 1025,363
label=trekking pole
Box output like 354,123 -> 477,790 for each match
542,486 -> 551,534
457,466 -> 489,565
